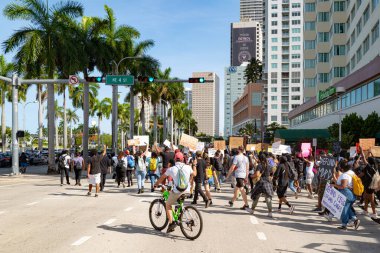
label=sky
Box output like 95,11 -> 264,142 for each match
0,0 -> 239,135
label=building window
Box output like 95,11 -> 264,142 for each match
334,1 -> 346,11
272,63 -> 278,68
318,32 -> 329,42
351,55 -> 356,70
292,45 -> 301,50
292,37 -> 301,42
334,45 -> 346,55
271,104 -> 278,109
363,35 -> 370,54
271,116 -> 278,122
304,59 -> 316,68
372,21 -> 379,44
318,53 -> 329,62
351,30 -> 356,45
292,3 -> 301,8
305,3 -> 316,12
292,12 -> 301,17
271,55 -> 278,59
272,46 -> 278,51
305,40 -> 316,50
282,116 -> 289,124
305,22 -> 316,31
291,87 -> 301,92
272,21 -> 278,26
305,78 -> 316,87
356,18 -> 362,37
334,23 -> 346,33
292,20 -> 301,25
271,87 -> 277,92
272,13 -> 278,17
271,72 -> 278,78
292,62 -> 301,68
252,92 -> 261,106
271,4 -> 278,9
318,73 -> 330,83
373,0 -> 380,12
271,96 -> 278,101
292,54 -> 301,59
333,67 -> 346,77
291,72 -> 301,83
363,5 -> 370,25
356,46 -> 362,63
271,29 -> 278,34
318,12 -> 330,22
272,38 -> 278,42
351,5 -> 356,19
291,96 -> 301,100
271,79 -> 278,84
292,28 -> 301,33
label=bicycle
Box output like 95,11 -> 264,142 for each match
149,185 -> 203,240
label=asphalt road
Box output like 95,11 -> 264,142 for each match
0,171 -> 379,253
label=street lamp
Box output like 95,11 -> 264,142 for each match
23,100 -> 38,150
110,56 -> 143,154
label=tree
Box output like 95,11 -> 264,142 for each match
70,83 -> 99,109
266,122 -> 286,143
3,0 -> 84,173
238,123 -> 255,137
361,111 -> 380,138
67,109 -> 79,148
244,58 -> 263,84
92,98 -> 112,148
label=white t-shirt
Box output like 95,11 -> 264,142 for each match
337,170 -> 354,188
306,162 -> 314,179
233,154 -> 249,179
62,155 -> 71,169
165,162 -> 192,194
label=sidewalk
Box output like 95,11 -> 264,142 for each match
0,165 -> 51,176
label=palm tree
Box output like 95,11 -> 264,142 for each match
91,98 -> 112,148
67,109 -> 79,148
70,83 -> 99,109
118,103 -> 130,149
238,123 -> 255,137
244,58 -> 263,84
0,55 -> 14,152
3,0 -> 84,173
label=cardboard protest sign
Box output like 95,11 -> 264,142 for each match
255,143 -> 269,152
127,139 -> 136,146
196,142 -> 205,151
349,147 -> 357,158
163,139 -> 171,147
133,135 -> 149,146
229,137 -> 244,149
318,156 -> 336,181
179,133 -> 199,151
214,140 -> 226,151
208,148 -> 217,158
359,138 -> 375,151
301,143 -> 311,157
246,144 -> 256,152
370,146 -> 380,157
322,184 -> 347,219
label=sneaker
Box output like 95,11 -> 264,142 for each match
371,213 -> 378,219
191,201 -> 197,205
151,188 -> 154,192
60,184 -> 63,186
337,226 -> 347,231
324,214 -> 333,222
189,194 -> 193,199
205,200 -> 211,208
95,194 -> 98,197
87,192 -> 91,196
354,219 -> 360,230
312,207 -> 323,212
228,200 -> 233,207
295,192 -> 298,199
137,189 -> 141,194
78,183 -> 82,186
67,182 -> 70,185
289,205 -> 295,215
267,212 -> 273,218
141,188 -> 144,193
166,222 -> 177,233
240,205 -> 249,210
74,183 -> 78,186
277,208 -> 282,213
210,200 -> 213,206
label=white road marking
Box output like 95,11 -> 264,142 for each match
26,201 -> 39,206
256,232 -> 267,241
250,216 -> 259,224
103,219 -> 116,225
124,207 -> 134,212
71,236 -> 92,246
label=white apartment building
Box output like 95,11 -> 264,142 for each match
184,88 -> 192,111
264,0 -> 304,126
224,65 -> 248,137
240,0 -> 264,23
192,72 -> 220,136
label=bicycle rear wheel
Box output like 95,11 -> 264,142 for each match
179,205 -> 203,240
149,199 -> 168,231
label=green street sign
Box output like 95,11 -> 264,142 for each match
106,75 -> 134,86
317,86 -> 336,102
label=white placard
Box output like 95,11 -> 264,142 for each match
133,135 -> 149,146
208,148 -> 217,158
349,146 -> 357,158
163,139 -> 171,147
279,145 -> 291,154
272,141 -> 282,155
172,145 -> 178,151
196,142 -> 205,151
322,184 -> 347,219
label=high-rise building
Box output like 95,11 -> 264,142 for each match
303,0 -> 380,100
224,65 -> 248,137
240,0 -> 264,23
264,0 -> 304,126
184,88 -> 192,111
134,95 -> 152,132
231,21 -> 263,66
192,72 -> 220,136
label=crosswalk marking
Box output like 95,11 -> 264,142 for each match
256,232 -> 267,241
71,236 -> 91,246
103,218 -> 116,225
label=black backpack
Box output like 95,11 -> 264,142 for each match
58,155 -> 67,169
214,157 -> 223,172
287,161 -> 298,180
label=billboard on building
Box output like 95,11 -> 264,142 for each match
231,26 -> 256,66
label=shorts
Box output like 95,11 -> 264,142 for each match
167,191 -> 185,206
20,162 -> 28,167
88,173 -> 101,185
204,177 -> 214,186
236,178 -> 245,188
365,188 -> 375,194
306,178 -> 313,184
277,186 -> 288,198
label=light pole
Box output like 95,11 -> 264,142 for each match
23,100 -> 37,151
110,56 -> 143,154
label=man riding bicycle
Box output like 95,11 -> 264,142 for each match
154,152 -> 196,233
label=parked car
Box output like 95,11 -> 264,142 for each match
0,153 -> 12,167
29,155 -> 48,165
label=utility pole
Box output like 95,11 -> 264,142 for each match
11,74 -> 19,175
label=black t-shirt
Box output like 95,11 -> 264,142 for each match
100,155 -> 111,174
195,158 -> 206,182
362,164 -> 377,188
89,154 -> 103,174
274,163 -> 289,187
161,151 -> 175,168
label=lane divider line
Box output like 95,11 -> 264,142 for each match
26,201 -> 39,206
71,236 -> 92,246
124,207 -> 134,212
103,219 -> 116,225
250,216 -> 259,225
256,232 -> 267,241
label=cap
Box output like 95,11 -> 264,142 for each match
175,152 -> 184,162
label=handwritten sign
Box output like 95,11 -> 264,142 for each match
196,142 -> 205,151
208,148 -> 217,158
246,144 -> 256,152
318,156 -> 336,181
333,141 -> 341,154
370,146 -> 380,157
229,137 -> 244,149
133,135 -> 149,146
322,184 -> 347,219
349,146 -> 357,158
163,139 -> 171,147
272,141 -> 282,155
279,145 -> 291,154
179,133 -> 199,151
359,138 -> 375,151
214,140 -> 226,151
127,139 -> 137,146
301,143 -> 311,157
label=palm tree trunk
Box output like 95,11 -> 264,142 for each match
129,88 -> 135,140
63,88 -> 67,149
163,103 -> 167,141
83,70 -> 90,168
70,121 -> 73,148
140,98 -> 146,135
153,104 -> 158,143
55,118 -> 59,150
121,129 -> 124,150
47,82 -> 56,173
1,91 -> 6,153
97,117 -> 101,148
38,84 -> 43,151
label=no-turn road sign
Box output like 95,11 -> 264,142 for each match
69,75 -> 79,85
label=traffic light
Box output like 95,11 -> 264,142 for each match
188,77 -> 205,83
85,76 -> 104,82
137,76 -> 155,83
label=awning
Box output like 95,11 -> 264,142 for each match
274,129 -> 330,142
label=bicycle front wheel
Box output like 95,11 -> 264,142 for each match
179,205 -> 203,240
149,199 -> 168,231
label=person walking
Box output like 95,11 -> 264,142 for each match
204,158 -> 214,205
100,153 -> 112,191
273,156 -> 295,214
303,153 -> 315,198
72,152 -> 84,186
115,151 -> 127,188
135,150 -> 147,194
226,146 -> 250,211
59,150 -> 71,186
125,150 -> 134,187
148,152 -> 160,192
286,154 -> 298,199
212,151 -> 223,192
19,152 -> 28,173
87,145 -> 106,197
192,151 -> 211,208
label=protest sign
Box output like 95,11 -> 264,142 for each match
133,135 -> 149,146
246,144 -> 256,152
127,139 -> 137,146
349,147 -> 357,158
301,143 -> 311,157
229,137 -> 244,149
196,142 -> 205,151
370,146 -> 380,157
333,141 -> 341,154
208,148 -> 217,158
255,143 -> 269,152
214,140 -> 226,151
322,184 -> 347,219
272,141 -> 282,155
279,145 -> 291,154
179,133 -> 198,151
274,138 -> 285,144
359,138 -> 375,151
163,139 -> 171,147
318,156 -> 336,180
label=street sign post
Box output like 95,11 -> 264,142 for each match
106,75 -> 134,86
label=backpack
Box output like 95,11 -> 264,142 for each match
150,158 -> 157,171
176,165 -> 189,192
59,155 -> 67,169
127,155 -> 135,168
214,157 -> 223,172
117,158 -> 127,171
74,159 -> 82,170
287,161 -> 298,180
349,173 -> 364,196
